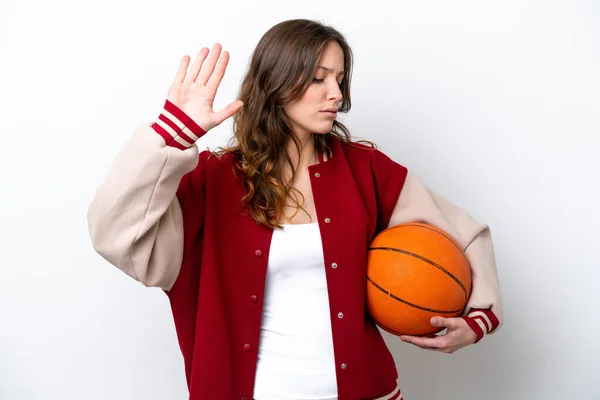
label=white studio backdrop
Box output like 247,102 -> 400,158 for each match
0,0 -> 598,399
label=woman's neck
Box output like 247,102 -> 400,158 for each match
286,133 -> 318,170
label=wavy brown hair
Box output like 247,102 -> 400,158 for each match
216,19 -> 372,229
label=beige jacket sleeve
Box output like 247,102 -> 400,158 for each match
388,172 -> 503,331
87,123 -> 200,290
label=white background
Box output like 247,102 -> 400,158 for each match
1,0 -> 598,399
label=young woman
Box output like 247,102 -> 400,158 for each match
88,19 -> 502,400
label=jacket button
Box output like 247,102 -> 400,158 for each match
324,218 -> 331,223
315,172 -> 320,177
244,343 -> 252,352
341,363 -> 347,369
250,295 -> 258,303
331,262 -> 338,269
255,249 -> 262,258
241,397 -> 248,400
338,312 -> 344,318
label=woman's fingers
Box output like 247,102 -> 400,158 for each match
211,100 -> 243,127
184,48 -> 210,84
167,43 -> 236,130
400,334 -> 445,351
206,51 -> 230,95
174,55 -> 191,83
196,43 -> 222,85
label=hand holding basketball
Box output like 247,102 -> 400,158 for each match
366,223 -> 473,336
400,316 -> 478,353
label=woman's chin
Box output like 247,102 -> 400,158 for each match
312,123 -> 335,135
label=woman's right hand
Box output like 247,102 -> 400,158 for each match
167,43 -> 243,132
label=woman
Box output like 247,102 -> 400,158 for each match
88,19 -> 502,400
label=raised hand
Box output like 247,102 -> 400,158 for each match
167,43 -> 243,132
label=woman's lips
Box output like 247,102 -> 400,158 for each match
321,111 -> 337,118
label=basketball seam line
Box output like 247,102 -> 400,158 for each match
368,247 -> 468,297
390,223 -> 466,254
374,319 -> 406,336
374,319 -> 435,338
366,276 -> 462,314
381,222 -> 467,254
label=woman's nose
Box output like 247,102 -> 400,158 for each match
328,82 -> 343,102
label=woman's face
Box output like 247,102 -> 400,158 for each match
283,41 -> 345,138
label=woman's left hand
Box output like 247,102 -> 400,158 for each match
399,316 -> 478,354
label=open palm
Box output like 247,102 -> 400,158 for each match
167,43 -> 243,132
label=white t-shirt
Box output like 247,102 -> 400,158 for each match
253,222 -> 338,400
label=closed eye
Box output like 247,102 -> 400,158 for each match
313,78 -> 344,87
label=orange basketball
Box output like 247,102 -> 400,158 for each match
366,222 -> 472,336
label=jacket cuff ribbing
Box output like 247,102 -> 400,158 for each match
461,308 -> 500,343
151,99 -> 207,150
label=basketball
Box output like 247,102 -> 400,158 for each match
366,222 -> 472,336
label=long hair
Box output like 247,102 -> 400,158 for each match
215,19 -> 364,229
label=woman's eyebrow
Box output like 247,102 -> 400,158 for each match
316,66 -> 345,76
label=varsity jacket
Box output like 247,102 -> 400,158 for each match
87,100 -> 503,400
